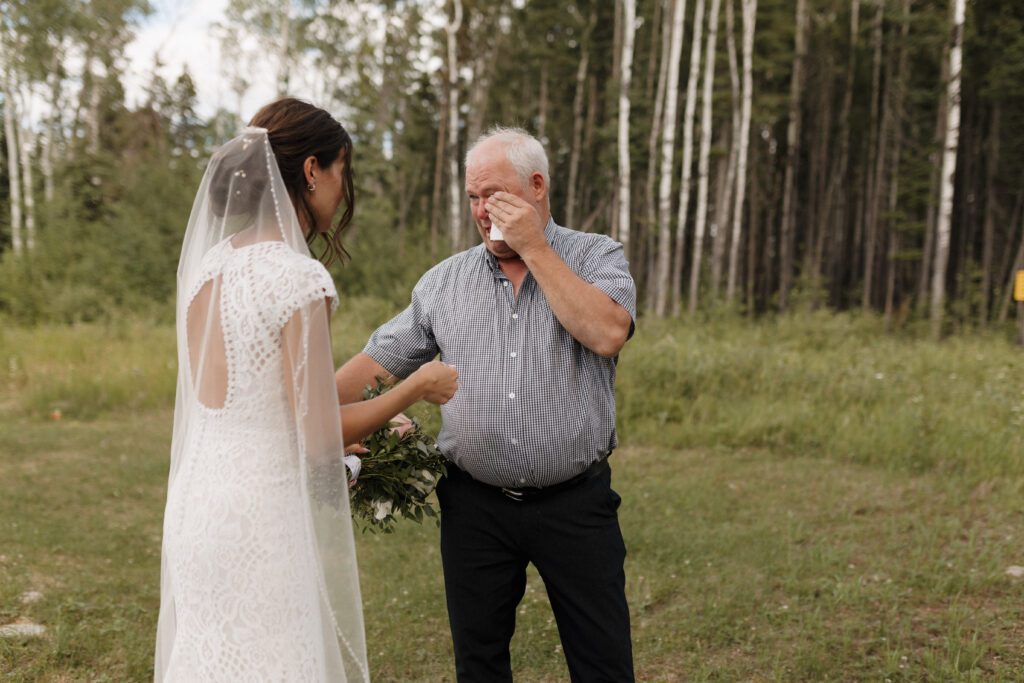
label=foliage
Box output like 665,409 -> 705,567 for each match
3,0 -> 1024,329
348,381 -> 448,534
617,310 -> 1024,483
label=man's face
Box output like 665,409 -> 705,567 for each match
465,142 -> 536,259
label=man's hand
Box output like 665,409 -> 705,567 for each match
485,192 -> 547,258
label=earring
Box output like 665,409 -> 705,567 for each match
307,182 -> 316,192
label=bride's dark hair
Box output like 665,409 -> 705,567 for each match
249,98 -> 353,266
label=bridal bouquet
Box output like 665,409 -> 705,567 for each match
348,382 -> 448,533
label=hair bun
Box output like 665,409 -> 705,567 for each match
207,137 -> 272,219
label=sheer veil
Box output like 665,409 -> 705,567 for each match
155,127 -> 368,681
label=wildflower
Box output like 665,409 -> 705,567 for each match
373,500 -> 393,521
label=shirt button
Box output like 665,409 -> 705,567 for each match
510,351 -> 517,358
512,313 -> 519,320
510,438 -> 518,445
503,281 -> 508,287
519,477 -> 526,485
508,392 -> 515,399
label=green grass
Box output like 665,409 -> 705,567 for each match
2,307 -> 1024,680
619,311 -> 1024,482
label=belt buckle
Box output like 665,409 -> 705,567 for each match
500,487 -> 525,502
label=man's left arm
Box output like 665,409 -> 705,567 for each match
488,193 -> 635,358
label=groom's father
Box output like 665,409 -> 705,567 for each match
336,127 -> 636,682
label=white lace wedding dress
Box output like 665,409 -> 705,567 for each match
161,240 -> 355,681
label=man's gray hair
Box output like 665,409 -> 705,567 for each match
465,127 -> 550,191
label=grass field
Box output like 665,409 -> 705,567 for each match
2,307 -> 1023,680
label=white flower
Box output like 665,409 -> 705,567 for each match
405,469 -> 439,495
372,499 -> 393,521
405,478 -> 430,495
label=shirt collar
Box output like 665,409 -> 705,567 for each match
483,217 -> 558,272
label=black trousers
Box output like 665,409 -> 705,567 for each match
436,463 -> 634,683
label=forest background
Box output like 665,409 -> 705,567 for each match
2,0 -> 1024,680
1,0 -> 1023,333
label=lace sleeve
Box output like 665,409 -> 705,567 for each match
272,255 -> 339,329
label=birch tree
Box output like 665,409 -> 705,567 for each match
688,0 -> 722,314
617,0 -> 637,258
726,0 -> 757,302
18,119 -> 36,251
931,0 -> 966,339
711,0 -> 741,300
3,66 -> 23,254
445,0 -> 463,252
671,0 -> 704,314
653,0 -> 688,317
276,3 -> 291,97
644,0 -> 672,309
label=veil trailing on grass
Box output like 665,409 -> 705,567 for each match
155,127 -> 368,681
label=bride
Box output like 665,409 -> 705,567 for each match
154,98 -> 457,682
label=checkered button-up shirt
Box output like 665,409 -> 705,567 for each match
363,219 -> 637,488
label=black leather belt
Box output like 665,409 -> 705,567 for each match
452,458 -> 609,502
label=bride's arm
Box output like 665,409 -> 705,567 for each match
335,352 -> 394,404
337,360 -> 456,446
288,307 -> 457,449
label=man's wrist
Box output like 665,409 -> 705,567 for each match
518,239 -> 553,265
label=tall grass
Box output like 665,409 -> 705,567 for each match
0,320 -> 177,419
4,305 -> 1022,481
618,311 -> 1024,481
0,295 -> 403,421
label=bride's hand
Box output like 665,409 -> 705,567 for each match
410,361 -> 458,405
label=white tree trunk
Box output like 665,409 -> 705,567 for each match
645,0 -> 672,311
445,0 -> 463,252
85,52 -> 101,156
3,66 -> 23,255
19,123 -> 36,251
42,58 -> 62,204
617,0 -> 637,258
727,0 -> 757,301
654,0 -> 688,317
711,0 -> 741,300
276,4 -> 292,98
40,130 -> 54,204
931,0 -> 965,339
669,0 -> 705,314
687,0 -> 722,314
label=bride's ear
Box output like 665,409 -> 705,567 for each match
303,156 -> 319,188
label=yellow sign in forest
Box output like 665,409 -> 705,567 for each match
1016,270 -> 1024,302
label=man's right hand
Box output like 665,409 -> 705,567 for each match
411,361 -> 458,404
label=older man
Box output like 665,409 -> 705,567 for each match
336,127 -> 636,682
